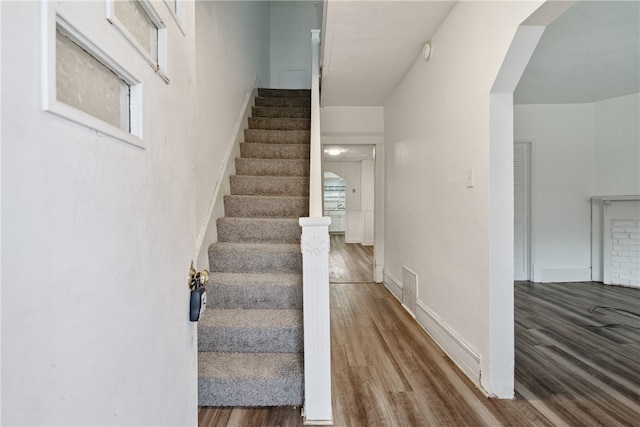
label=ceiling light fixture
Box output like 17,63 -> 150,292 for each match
325,148 -> 343,156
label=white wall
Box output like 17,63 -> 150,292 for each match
514,103 -> 595,282
514,92 -> 640,282
194,1 -> 271,269
270,1 -> 321,89
1,1 -> 269,425
383,1 -> 543,397
321,106 -> 384,136
594,93 -> 640,195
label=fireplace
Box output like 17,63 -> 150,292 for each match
591,195 -> 640,288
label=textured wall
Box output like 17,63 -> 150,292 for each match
2,1 -> 198,424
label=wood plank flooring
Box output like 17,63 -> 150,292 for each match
329,234 -> 374,283
199,241 -> 640,426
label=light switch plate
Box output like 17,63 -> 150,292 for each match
466,167 -> 475,188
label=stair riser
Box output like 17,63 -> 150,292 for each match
252,106 -> 310,119
244,129 -> 310,144
224,195 -> 309,218
217,218 -> 301,243
199,327 -> 302,353
240,143 -> 309,160
230,176 -> 309,197
209,248 -> 302,273
207,284 -> 302,309
199,88 -> 308,409
255,97 -> 310,108
258,88 -> 311,98
235,158 -> 309,177
199,377 -> 302,407
248,117 -> 310,131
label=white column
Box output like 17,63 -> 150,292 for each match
300,217 -> 333,425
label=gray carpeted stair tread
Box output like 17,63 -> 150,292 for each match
198,352 -> 303,406
248,117 -> 310,131
240,143 -> 310,160
224,195 -> 309,218
206,272 -> 302,309
217,217 -> 301,243
244,129 -> 310,144
258,88 -> 310,98
230,175 -> 309,197
252,106 -> 310,119
202,308 -> 302,328
199,87 -> 309,408
199,309 -> 302,353
235,158 -> 309,177
255,97 -> 310,108
208,272 -> 302,287
209,242 -> 302,273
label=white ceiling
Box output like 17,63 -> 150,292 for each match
515,0 -> 640,104
321,0 -> 457,106
320,0 -> 639,107
323,144 -> 374,162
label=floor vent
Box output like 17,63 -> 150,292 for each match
402,266 -> 418,317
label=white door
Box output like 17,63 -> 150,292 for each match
514,142 -> 531,280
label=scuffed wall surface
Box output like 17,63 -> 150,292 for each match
1,1 -> 199,424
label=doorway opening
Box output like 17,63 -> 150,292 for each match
323,144 -> 375,282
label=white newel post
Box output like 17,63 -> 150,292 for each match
300,217 -> 332,424
303,29 -> 332,425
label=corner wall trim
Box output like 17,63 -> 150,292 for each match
193,74 -> 259,265
415,300 -> 481,386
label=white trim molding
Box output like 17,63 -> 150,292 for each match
163,0 -> 186,36
106,0 -> 170,83
383,271 -> 402,302
194,75 -> 259,268
415,301 -> 482,387
382,270 -> 481,390
381,269 -> 482,391
42,7 -> 144,148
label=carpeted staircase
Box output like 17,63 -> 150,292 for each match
198,88 -> 311,407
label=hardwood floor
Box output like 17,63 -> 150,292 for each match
513,281 -> 640,426
199,243 -> 640,426
329,234 -> 374,283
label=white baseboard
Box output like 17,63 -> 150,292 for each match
383,271 -> 402,302
194,75 -> 259,268
533,266 -> 592,283
383,269 -> 481,387
382,269 -> 481,388
415,301 -> 481,385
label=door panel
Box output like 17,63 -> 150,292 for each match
514,143 -> 531,280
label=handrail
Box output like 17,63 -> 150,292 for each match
299,29 -> 333,425
309,29 -> 322,217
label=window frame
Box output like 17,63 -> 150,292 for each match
105,0 -> 170,84
163,0 -> 186,36
42,8 -> 144,148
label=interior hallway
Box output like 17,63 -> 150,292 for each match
329,234 -> 374,283
199,236 -> 640,426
